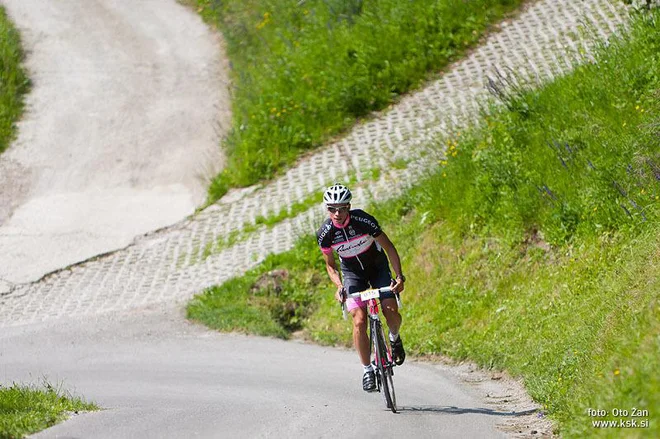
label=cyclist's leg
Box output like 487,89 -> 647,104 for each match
382,297 -> 406,365
367,262 -> 402,336
344,274 -> 370,366
349,306 -> 371,366
368,262 -> 405,365
380,298 -> 401,336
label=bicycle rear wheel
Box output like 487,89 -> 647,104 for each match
373,322 -> 397,413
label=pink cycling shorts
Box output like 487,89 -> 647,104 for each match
346,296 -> 367,313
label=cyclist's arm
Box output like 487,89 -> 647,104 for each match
322,251 -> 343,289
374,232 -> 405,291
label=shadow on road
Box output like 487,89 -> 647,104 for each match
399,406 -> 537,417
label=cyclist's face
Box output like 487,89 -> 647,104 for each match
327,204 -> 350,222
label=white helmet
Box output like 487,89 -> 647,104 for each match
323,183 -> 352,205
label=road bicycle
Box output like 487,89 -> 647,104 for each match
341,285 -> 401,413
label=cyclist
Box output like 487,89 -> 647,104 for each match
316,183 -> 406,392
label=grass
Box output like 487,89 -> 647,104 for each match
0,382 -> 98,439
0,6 -> 30,155
187,9 -> 660,437
188,232 -> 327,336
397,225 -> 658,437
190,0 -> 526,202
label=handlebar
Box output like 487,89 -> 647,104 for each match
341,285 -> 402,320
345,286 -> 393,299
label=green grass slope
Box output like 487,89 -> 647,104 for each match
188,9 -> 659,437
191,0 -> 525,201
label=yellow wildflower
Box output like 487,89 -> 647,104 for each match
256,11 -> 271,30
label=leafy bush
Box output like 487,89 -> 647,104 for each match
623,0 -> 660,11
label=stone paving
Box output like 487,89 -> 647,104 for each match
0,0 -> 630,327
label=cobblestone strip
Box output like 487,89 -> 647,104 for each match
0,0 -> 629,327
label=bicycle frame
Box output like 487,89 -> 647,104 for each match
365,299 -> 393,368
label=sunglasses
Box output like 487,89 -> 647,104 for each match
327,205 -> 349,213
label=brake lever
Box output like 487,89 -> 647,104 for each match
340,287 -> 348,320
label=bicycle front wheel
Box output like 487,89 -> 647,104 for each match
382,365 -> 396,413
374,322 -> 397,413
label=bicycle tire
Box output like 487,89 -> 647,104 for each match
382,364 -> 396,413
369,320 -> 381,392
373,321 -> 397,413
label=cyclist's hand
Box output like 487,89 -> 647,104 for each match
335,286 -> 346,303
391,277 -> 405,294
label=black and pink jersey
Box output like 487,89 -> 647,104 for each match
316,209 -> 387,272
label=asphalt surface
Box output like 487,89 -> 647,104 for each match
0,307 -> 515,439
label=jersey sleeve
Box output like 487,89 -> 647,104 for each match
316,222 -> 334,255
356,210 -> 382,237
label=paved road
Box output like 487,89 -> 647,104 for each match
0,307 -> 531,438
0,0 -> 231,284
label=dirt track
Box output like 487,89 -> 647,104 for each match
0,0 -> 231,285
